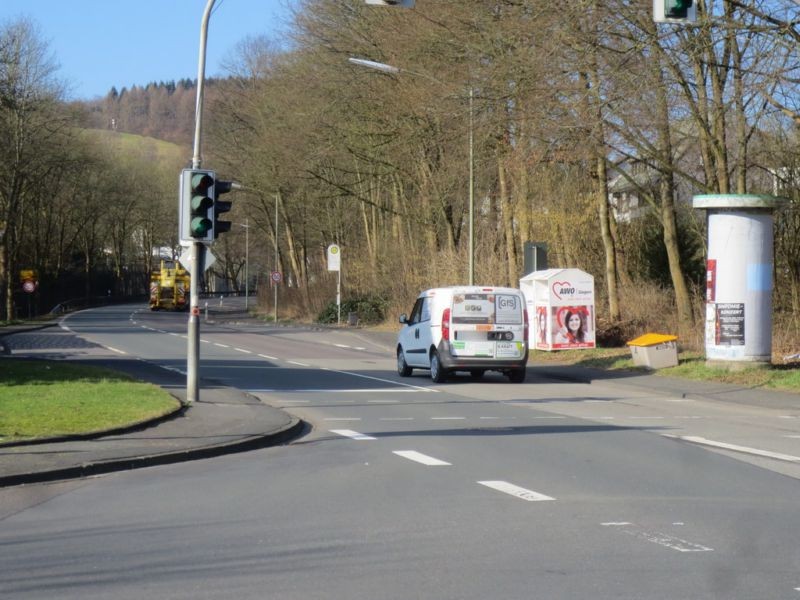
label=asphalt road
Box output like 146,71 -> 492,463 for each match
1,303 -> 799,599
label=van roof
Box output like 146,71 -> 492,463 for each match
420,286 -> 522,296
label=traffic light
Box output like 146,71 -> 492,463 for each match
212,178 -> 233,239
180,169 -> 214,243
654,0 -> 696,23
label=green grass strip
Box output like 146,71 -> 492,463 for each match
0,358 -> 180,442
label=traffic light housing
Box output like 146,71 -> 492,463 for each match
180,169 -> 214,243
654,0 -> 695,23
180,169 -> 235,243
212,179 -> 233,239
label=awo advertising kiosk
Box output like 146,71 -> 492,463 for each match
520,268 -> 596,351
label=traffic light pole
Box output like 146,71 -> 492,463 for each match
187,0 -> 217,403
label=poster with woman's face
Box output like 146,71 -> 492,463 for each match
535,305 -> 549,349
552,305 -> 595,349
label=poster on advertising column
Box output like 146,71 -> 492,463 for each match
715,302 -> 745,346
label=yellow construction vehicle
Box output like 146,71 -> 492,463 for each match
149,260 -> 190,311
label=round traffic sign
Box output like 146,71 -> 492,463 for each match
22,280 -> 36,294
271,271 -> 282,283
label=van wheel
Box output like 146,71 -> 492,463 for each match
397,348 -> 412,377
430,351 -> 447,383
508,368 -> 526,383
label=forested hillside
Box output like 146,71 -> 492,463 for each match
78,79 -> 219,146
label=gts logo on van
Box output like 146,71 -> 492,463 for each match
497,297 -> 518,309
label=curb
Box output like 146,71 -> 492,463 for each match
0,418 -> 307,488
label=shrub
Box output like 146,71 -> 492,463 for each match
316,296 -> 388,325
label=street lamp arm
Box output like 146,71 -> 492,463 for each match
348,57 -> 401,75
192,0 -> 217,169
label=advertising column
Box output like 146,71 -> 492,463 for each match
693,194 -> 783,366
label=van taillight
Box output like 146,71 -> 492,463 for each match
442,308 -> 451,341
523,308 -> 529,342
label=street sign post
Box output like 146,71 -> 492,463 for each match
327,244 -> 342,325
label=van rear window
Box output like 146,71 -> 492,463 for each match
452,293 -> 522,325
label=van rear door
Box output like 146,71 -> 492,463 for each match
449,292 -> 526,359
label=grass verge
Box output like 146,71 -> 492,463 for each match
531,347 -> 800,393
0,358 -> 180,443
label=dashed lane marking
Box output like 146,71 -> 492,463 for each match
393,451 -> 451,466
478,481 -> 555,502
330,429 -> 377,441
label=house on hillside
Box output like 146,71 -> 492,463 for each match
607,163 -> 660,223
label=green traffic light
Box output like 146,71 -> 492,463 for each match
190,215 -> 213,236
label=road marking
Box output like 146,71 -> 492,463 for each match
201,339 -> 211,344
784,435 -> 800,439
105,346 -> 126,355
214,343 -> 230,348
671,435 -> 800,463
602,522 -> 713,552
234,348 -> 252,354
354,347 -> 366,351
321,367 -> 438,392
393,451 -> 451,466
330,429 -> 377,441
288,360 -> 310,367
334,344 -> 350,348
478,481 -> 555,502
258,354 -> 278,360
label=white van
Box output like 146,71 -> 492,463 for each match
397,286 -> 529,383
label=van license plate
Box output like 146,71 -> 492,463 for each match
451,341 -> 494,357
496,341 -> 524,358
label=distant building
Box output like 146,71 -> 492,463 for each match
607,163 -> 661,223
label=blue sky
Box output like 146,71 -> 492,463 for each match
0,0 -> 296,100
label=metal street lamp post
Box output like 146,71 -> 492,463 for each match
235,219 -> 250,310
348,57 -> 475,285
185,0 -> 218,403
